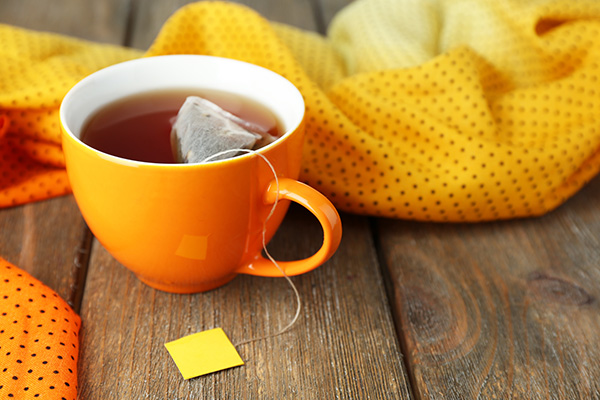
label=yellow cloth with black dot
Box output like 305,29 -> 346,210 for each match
2,0 -> 600,221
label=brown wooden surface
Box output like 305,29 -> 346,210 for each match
377,176 -> 600,399
1,0 -> 600,399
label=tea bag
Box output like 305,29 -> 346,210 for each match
171,96 -> 277,163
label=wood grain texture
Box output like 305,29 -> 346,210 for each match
376,176 -> 600,399
0,197 -> 88,307
0,0 -> 132,44
126,0 -> 319,50
78,207 -> 411,399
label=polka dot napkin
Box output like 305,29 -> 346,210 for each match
0,258 -> 81,400
0,25 -> 140,207
2,0 -> 600,221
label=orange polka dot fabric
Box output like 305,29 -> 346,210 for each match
0,257 -> 81,400
3,0 -> 600,221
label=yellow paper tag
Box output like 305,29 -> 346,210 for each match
165,328 -> 244,379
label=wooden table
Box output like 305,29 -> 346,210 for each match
1,0 -> 599,398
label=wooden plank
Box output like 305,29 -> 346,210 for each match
0,0 -> 131,44
78,207 -> 411,399
376,176 -> 600,399
127,0 -> 319,50
316,0 -> 353,32
0,197 -> 89,307
0,0 -> 130,305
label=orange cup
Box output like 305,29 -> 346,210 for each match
60,55 -> 342,293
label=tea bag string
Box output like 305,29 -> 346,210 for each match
200,149 -> 302,349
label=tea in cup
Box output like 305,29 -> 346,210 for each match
60,55 -> 342,293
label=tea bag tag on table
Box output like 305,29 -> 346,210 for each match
165,328 -> 244,379
171,96 -> 277,163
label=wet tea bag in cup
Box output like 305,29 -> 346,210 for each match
171,96 -> 277,163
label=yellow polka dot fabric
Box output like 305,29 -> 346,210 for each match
2,0 -> 600,221
322,0 -> 600,220
0,258 -> 81,400
0,25 -> 141,207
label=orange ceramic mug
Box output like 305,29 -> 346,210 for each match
60,55 -> 342,293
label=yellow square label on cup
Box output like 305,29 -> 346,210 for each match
165,328 -> 244,379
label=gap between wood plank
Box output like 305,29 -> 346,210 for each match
69,225 -> 94,314
369,217 -> 418,400
123,0 -> 139,47
309,0 -> 328,35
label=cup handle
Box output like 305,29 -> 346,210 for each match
236,178 -> 342,277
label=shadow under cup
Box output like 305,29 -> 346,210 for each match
60,55 -> 342,293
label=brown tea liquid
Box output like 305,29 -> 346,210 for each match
80,89 -> 281,163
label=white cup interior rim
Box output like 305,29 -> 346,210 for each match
60,55 -> 305,166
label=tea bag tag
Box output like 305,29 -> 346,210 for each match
165,328 -> 244,379
165,149 -> 302,379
